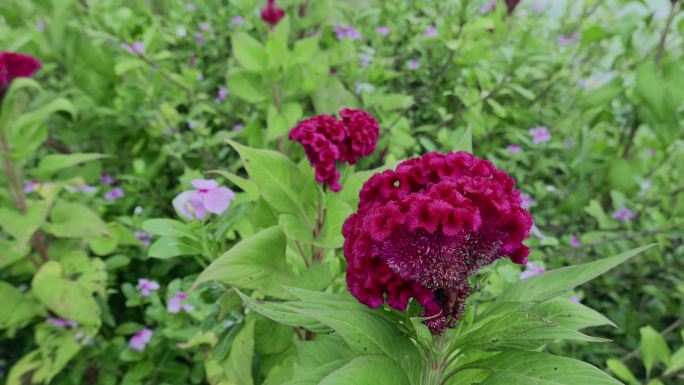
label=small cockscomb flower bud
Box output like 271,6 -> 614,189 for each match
289,109 -> 379,192
505,0 -> 522,15
342,152 -> 533,333
0,52 -> 42,99
261,0 -> 285,29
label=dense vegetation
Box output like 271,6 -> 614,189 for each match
1,0 -> 683,384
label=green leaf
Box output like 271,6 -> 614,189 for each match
664,345 -> 684,376
232,32 -> 267,71
44,200 -> 110,239
142,218 -> 197,240
31,153 -> 108,179
487,245 -> 654,313
486,99 -> 507,118
453,126 -> 473,153
0,281 -> 44,335
148,236 -> 202,259
640,325 -> 671,376
32,261 -> 101,325
228,140 -> 316,225
207,169 -> 260,202
525,297 -> 616,330
465,351 -> 622,385
0,202 -> 49,244
292,36 -> 319,64
606,359 -> 639,385
238,291 -> 332,333
223,317 -> 255,385
34,325 -> 82,382
581,77 -> 624,110
318,356 -> 411,385
312,77 -> 358,114
227,70 -> 268,103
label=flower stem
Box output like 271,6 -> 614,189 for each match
421,334 -> 448,385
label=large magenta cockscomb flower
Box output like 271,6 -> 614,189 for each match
261,0 -> 285,29
289,109 -> 379,192
0,52 -> 42,98
342,152 -> 532,333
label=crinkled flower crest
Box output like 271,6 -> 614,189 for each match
342,152 -> 532,333
0,51 -> 42,98
261,0 -> 285,28
289,109 -> 379,192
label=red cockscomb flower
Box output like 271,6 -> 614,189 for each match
0,52 -> 42,99
289,109 -> 379,192
261,0 -> 285,29
342,152 -> 532,333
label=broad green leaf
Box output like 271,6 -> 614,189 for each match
0,239 -> 29,268
6,351 -> 43,385
606,359 -> 639,385
0,202 -> 49,244
318,356 -> 411,385
34,325 -> 82,382
207,169 -> 260,202
228,141 -> 316,226
640,325 -> 671,376
31,153 -> 108,179
148,236 -> 202,259
464,351 -> 622,385
312,77 -> 358,114
233,32 -> 267,71
454,126 -> 473,153
227,70 -> 268,103
44,200 -> 110,239
526,297 -> 616,330
238,291 -> 332,333
581,77 -> 623,110
664,345 -> 684,376
32,261 -> 101,325
295,335 -> 355,368
223,317 -> 255,385
452,310 -> 607,353
487,245 -> 654,313
284,359 -> 352,385
0,281 -> 44,335
142,218 -> 197,240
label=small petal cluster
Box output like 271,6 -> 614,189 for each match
612,207 -> 637,222
334,25 -> 362,40
0,51 -> 42,98
289,109 -> 379,192
261,0 -> 285,29
136,278 -> 159,296
47,317 -> 78,328
129,328 -> 153,351
173,179 -> 236,220
342,152 -> 532,333
167,291 -> 194,313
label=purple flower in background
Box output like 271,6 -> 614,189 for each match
35,20 -> 45,32
100,173 -> 115,185
129,328 -> 153,352
104,187 -> 124,201
187,121 -> 196,129
24,180 -> 39,193
569,235 -> 581,248
136,278 -> 159,297
173,179 -> 236,220
232,123 -> 244,132
424,26 -> 438,37
376,26 -> 390,36
167,291 -> 194,313
479,0 -> 497,13
47,317 -> 78,328
570,295 -> 581,303
360,59 -> 370,67
520,193 -> 535,209
216,86 -> 229,102
134,231 -> 152,248
520,262 -> 545,280
195,32 -> 205,46
199,22 -> 211,31
557,32 -> 580,46
66,184 -> 97,194
407,59 -> 420,70
334,25 -> 362,40
121,41 -> 144,55
531,2 -> 544,12
231,16 -> 245,26
507,144 -> 522,154
646,148 -> 655,157
529,126 -> 551,143
185,3 -> 196,11
612,207 -> 637,222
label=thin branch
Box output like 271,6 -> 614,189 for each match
620,318 -> 683,363
655,0 -> 680,68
